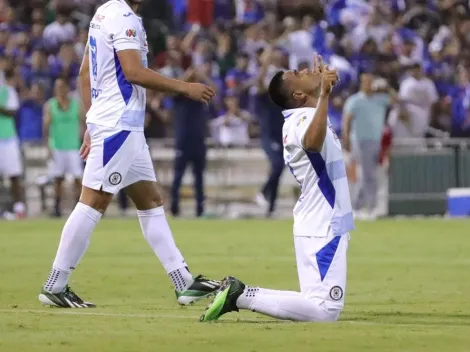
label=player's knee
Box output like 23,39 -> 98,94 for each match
79,186 -> 113,213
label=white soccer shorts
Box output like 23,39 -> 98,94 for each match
49,150 -> 84,178
0,137 -> 23,177
82,123 -> 156,194
294,230 -> 349,315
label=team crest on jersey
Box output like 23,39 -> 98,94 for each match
329,286 -> 343,301
109,172 -> 122,186
126,29 -> 137,38
297,116 -> 307,126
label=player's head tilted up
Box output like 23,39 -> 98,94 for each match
268,55 -> 336,109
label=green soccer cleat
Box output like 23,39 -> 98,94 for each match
176,275 -> 221,305
38,286 -> 96,308
199,276 -> 245,322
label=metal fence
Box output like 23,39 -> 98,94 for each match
389,139 -> 470,215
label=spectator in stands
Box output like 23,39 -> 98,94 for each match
212,90 -> 251,147
342,73 -> 396,220
170,66 -> 210,218
17,82 -> 45,142
225,52 -> 254,110
398,63 -> 439,138
0,68 -> 26,218
43,9 -> 76,51
21,47 -> 54,98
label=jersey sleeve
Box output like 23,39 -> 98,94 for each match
292,110 -> 315,148
107,14 -> 141,52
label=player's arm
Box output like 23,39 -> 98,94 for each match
42,101 -> 51,143
342,111 -> 353,152
117,50 -> 215,103
78,43 -> 91,113
302,58 -> 337,152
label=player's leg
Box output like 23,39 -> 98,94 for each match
266,146 -> 284,216
49,150 -> 66,217
67,150 -> 84,204
191,150 -> 206,217
5,138 -> 26,217
170,149 -> 188,216
200,234 -> 348,322
39,126 -> 134,308
53,177 -> 65,217
123,141 -> 220,304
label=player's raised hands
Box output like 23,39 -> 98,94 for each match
184,82 -> 216,104
312,54 -> 327,75
320,67 -> 338,96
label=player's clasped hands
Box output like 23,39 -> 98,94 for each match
311,54 -> 338,96
185,83 -> 216,104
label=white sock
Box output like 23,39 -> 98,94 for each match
44,203 -> 102,293
137,207 -> 193,291
236,286 -> 339,322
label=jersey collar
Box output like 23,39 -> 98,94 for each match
282,107 -> 315,119
282,109 -> 296,119
117,0 -> 134,14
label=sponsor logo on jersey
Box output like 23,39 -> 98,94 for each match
296,116 -> 307,126
94,14 -> 105,22
126,29 -> 137,38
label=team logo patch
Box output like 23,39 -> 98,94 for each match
126,29 -> 137,38
109,172 -> 122,186
329,286 -> 343,301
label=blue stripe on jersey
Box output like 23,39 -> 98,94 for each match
113,50 -> 133,105
306,151 -> 336,208
284,112 -> 294,119
316,235 -> 341,281
103,130 -> 131,167
326,159 -> 347,181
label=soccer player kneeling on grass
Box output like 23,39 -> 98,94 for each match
200,55 -> 354,323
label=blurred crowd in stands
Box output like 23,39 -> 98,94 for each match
1,0 -> 470,146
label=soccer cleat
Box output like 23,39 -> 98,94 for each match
38,286 -> 96,308
176,275 -> 221,305
199,276 -> 245,322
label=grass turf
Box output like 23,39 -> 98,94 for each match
1,219 -> 469,352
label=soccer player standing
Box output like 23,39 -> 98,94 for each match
39,0 -> 219,308
200,55 -> 354,322
43,78 -> 84,217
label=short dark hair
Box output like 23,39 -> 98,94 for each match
268,71 -> 290,109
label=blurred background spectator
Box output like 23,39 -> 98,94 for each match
2,0 -> 470,219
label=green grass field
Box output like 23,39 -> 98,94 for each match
1,219 -> 470,352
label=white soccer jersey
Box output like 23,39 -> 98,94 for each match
86,0 -> 149,131
282,107 -> 354,237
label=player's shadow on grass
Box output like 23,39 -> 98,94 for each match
344,311 -> 470,326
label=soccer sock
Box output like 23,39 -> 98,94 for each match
236,286 -> 338,322
44,203 -> 102,293
137,207 -> 193,291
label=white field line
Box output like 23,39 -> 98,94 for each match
0,309 -> 468,328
